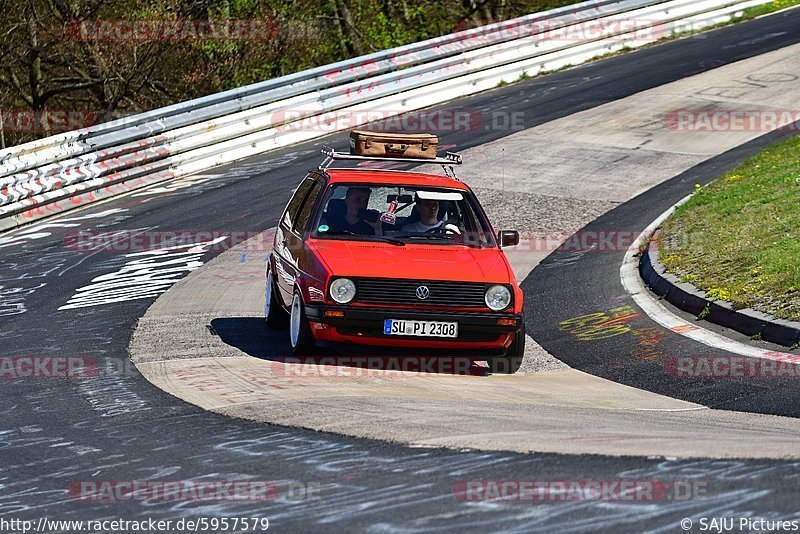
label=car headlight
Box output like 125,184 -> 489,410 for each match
485,285 -> 512,311
330,278 -> 356,304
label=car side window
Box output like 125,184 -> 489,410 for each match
461,198 -> 491,245
282,178 -> 316,230
292,181 -> 321,235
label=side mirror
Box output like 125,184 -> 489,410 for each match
498,230 -> 519,248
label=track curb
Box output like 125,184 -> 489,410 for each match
640,231 -> 800,348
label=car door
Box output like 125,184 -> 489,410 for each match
275,176 -> 322,305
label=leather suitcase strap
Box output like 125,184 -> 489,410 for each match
384,143 -> 410,154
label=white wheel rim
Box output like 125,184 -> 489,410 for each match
265,269 -> 274,318
290,294 -> 301,347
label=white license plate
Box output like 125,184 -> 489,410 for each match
383,319 -> 458,338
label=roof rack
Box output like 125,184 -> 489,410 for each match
318,147 -> 463,179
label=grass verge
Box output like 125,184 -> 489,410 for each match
739,0 -> 800,17
659,135 -> 800,321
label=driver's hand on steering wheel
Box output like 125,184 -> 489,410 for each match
424,221 -> 462,235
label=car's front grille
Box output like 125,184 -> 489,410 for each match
354,278 -> 489,308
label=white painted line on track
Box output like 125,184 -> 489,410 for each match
621,194 -> 800,362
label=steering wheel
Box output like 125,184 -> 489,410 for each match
425,220 -> 462,235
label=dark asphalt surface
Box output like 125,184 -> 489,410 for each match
2,8 -> 800,531
525,124 -> 800,418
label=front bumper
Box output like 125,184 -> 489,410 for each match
304,304 -> 523,349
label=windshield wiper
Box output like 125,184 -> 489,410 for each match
394,233 -> 452,241
372,236 -> 406,246
393,233 -> 486,248
324,229 -> 405,246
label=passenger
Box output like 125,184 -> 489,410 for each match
400,198 -> 443,233
328,187 -> 383,236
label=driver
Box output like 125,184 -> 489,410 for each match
400,198 -> 443,233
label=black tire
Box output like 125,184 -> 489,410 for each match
289,290 -> 316,355
490,323 -> 525,374
265,264 -> 288,329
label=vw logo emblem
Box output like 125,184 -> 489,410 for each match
416,286 -> 430,300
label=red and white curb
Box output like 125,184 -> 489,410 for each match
620,194 -> 800,364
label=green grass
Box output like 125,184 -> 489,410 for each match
659,135 -> 800,321
740,0 -> 800,17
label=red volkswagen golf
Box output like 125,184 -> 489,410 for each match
265,146 -> 525,373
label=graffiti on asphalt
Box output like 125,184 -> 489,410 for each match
558,305 -> 642,341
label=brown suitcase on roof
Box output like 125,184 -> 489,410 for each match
349,130 -> 438,159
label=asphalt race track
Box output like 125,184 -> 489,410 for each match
3,8 -> 800,532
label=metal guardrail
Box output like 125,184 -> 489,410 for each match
0,0 -> 777,231
0,0 -> 626,177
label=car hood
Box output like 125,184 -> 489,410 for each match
308,239 -> 512,283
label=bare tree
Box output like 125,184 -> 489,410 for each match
0,0 -> 192,141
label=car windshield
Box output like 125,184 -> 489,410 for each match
311,184 -> 496,247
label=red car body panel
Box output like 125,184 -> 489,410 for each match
308,240 -> 513,283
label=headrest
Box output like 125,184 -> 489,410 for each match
326,198 -> 346,217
